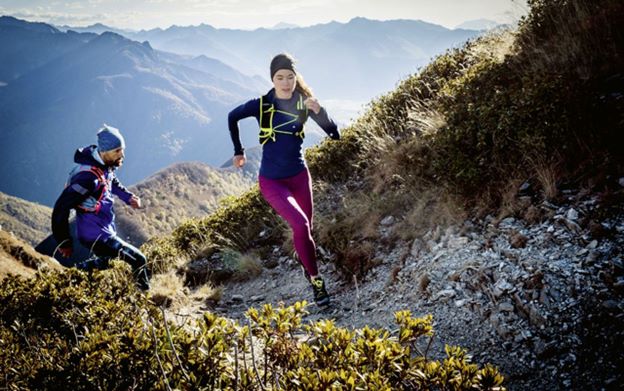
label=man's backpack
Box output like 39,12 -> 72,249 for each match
65,165 -> 110,213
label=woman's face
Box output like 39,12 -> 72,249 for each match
272,69 -> 296,99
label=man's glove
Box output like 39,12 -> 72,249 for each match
58,241 -> 73,258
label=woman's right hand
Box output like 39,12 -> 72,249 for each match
233,154 -> 246,168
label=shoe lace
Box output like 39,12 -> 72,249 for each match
312,278 -> 324,290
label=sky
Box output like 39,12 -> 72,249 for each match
0,0 -> 529,31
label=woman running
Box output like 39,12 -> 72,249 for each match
227,53 -> 340,306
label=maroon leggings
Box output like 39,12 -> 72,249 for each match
259,168 -> 318,276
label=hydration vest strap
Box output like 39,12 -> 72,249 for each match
88,167 -> 106,213
69,165 -> 108,213
259,93 -> 308,145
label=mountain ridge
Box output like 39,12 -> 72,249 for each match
0,17 -> 266,206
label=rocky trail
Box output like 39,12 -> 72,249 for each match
173,183 -> 624,390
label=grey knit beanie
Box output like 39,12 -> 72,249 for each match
97,124 -> 125,152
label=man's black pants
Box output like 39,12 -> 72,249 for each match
78,235 -> 150,290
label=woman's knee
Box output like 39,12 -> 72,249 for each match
290,218 -> 312,238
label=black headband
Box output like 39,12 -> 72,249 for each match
270,54 -> 297,79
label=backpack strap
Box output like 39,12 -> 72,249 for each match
259,94 -> 276,144
258,93 -> 309,145
67,165 -> 109,213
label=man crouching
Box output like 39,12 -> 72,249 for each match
52,124 -> 150,290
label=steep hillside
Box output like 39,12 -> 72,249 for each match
0,229 -> 61,279
140,0 -> 624,389
0,191 -> 51,245
116,161 -> 255,244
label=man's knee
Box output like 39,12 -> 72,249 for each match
120,245 -> 147,269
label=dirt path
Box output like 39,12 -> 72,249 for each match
170,190 -> 624,390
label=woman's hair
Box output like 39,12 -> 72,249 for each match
270,53 -> 314,98
295,73 -> 313,98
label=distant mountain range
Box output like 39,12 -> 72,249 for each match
0,15 -> 482,207
0,16 -> 268,205
122,17 -> 480,100
60,17 -> 481,100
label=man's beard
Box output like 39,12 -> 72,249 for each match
112,158 -> 123,168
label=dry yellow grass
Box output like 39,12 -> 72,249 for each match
0,191 -> 52,246
0,230 -> 62,279
117,162 -> 255,244
149,270 -> 190,308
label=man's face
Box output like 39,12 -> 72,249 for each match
101,147 -> 125,167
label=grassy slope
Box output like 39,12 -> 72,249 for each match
0,229 -> 61,279
107,161 -> 255,244
144,0 -> 623,277
0,191 -> 52,246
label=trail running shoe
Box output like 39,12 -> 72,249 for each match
311,276 -> 330,307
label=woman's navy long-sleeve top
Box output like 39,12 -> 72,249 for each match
228,88 -> 340,179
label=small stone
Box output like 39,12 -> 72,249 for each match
501,217 -> 516,226
586,240 -> 598,249
250,295 -> 265,302
529,304 -> 546,326
619,177 -> 624,187
519,181 -> 531,193
410,239 -> 422,258
231,295 -> 244,303
454,299 -> 467,307
496,279 -> 514,291
547,225 -> 555,233
566,208 -> 579,221
499,302 -> 515,312
380,216 -> 395,226
434,289 -> 456,302
492,286 -> 505,299
602,300 -> 619,311
496,323 -> 514,339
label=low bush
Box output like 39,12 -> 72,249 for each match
0,269 -> 505,390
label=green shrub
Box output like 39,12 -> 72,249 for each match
0,270 -> 505,390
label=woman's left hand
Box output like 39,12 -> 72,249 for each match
304,97 -> 321,114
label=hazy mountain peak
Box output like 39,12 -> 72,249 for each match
0,15 -> 60,34
270,22 -> 299,30
90,31 -> 155,59
348,16 -> 372,23
87,22 -> 110,29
